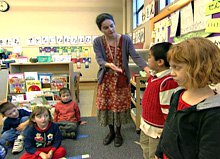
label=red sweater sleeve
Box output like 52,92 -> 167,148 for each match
53,105 -> 59,122
73,102 -> 81,122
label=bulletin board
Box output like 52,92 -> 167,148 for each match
150,0 -> 220,45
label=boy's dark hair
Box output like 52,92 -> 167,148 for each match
0,102 -> 16,115
150,42 -> 172,67
59,87 -> 71,96
96,13 -> 115,30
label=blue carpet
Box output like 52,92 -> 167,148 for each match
6,117 -> 143,159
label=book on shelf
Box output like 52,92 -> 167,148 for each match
43,90 -> 61,101
38,73 -> 53,90
51,74 -> 68,90
8,73 -> 26,94
26,80 -> 42,92
26,91 -> 43,101
24,72 -> 38,80
30,95 -> 50,107
52,91 -> 60,100
11,94 -> 25,102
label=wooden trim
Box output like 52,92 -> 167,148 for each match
150,0 -> 193,42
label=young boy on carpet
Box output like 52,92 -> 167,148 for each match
20,106 -> 66,159
0,101 -> 31,154
140,42 -> 178,159
53,87 -> 87,139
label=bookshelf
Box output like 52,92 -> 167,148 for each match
0,69 -> 8,102
130,76 -> 148,133
9,62 -> 75,100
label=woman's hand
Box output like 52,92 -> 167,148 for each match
80,121 -> 87,125
107,63 -> 122,73
143,66 -> 151,75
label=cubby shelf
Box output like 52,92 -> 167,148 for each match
130,76 -> 148,133
9,62 -> 75,100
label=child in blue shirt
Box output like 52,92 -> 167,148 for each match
21,106 -> 66,159
0,101 -> 31,154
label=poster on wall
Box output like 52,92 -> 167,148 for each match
193,0 -> 212,32
205,0 -> 220,16
180,3 -> 194,35
154,17 -> 169,43
144,0 -> 155,22
206,18 -> 220,33
170,10 -> 180,37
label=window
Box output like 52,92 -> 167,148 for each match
159,0 -> 175,11
133,0 -> 144,29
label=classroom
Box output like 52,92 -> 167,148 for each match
0,0 -> 220,159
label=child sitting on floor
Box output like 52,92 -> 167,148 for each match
0,101 -> 31,154
20,106 -> 66,159
53,87 -> 87,139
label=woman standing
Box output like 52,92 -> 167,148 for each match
93,13 -> 149,147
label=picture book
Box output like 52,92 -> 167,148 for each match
43,90 -> 60,101
51,74 -> 68,90
30,95 -> 50,107
38,73 -> 53,90
24,72 -> 38,80
26,91 -> 43,101
38,73 -> 52,84
26,80 -> 42,92
8,73 -> 26,93
11,94 -> 25,102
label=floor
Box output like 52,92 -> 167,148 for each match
78,82 -> 97,117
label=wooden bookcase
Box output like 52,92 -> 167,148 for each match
130,76 -> 148,133
9,62 -> 75,100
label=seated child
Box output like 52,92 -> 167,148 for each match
53,87 -> 87,139
0,101 -> 31,154
20,106 -> 66,159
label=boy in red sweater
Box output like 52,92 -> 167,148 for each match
140,42 -> 178,159
54,87 -> 86,139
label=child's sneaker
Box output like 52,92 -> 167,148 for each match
0,144 -> 7,159
11,135 -> 24,154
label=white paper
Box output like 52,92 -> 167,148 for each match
193,0 -> 212,31
180,3 -> 194,35
154,17 -> 168,43
170,10 -> 180,37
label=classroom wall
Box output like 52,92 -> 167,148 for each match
0,0 -> 124,81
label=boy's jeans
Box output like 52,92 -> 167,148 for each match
0,116 -> 29,148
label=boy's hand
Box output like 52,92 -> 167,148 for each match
16,122 -> 26,131
16,120 -> 29,131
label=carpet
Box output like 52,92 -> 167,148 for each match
6,117 -> 143,159
78,90 -> 95,117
